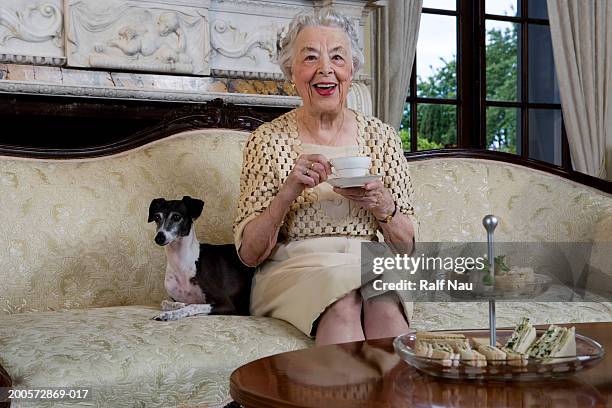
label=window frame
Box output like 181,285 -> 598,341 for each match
404,0 -> 571,170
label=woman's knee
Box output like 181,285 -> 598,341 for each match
323,290 -> 362,323
364,295 -> 406,321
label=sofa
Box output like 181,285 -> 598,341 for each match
0,101 -> 611,408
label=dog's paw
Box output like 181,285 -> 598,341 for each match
152,304 -> 212,321
161,300 -> 187,311
152,311 -> 178,321
190,303 -> 213,315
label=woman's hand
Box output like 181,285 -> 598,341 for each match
333,179 -> 395,220
280,154 -> 333,200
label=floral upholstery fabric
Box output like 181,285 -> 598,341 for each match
0,130 -> 249,314
412,301 -> 612,332
408,158 -> 612,243
0,306 -> 313,408
0,130 -> 610,408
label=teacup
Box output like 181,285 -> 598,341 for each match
330,156 -> 371,178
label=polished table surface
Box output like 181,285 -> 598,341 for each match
230,322 -> 612,408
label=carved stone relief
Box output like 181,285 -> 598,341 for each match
65,0 -> 210,75
208,0 -> 308,77
209,0 -> 369,79
0,0 -> 65,65
210,18 -> 285,77
0,0 -> 373,109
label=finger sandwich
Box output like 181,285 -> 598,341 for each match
504,317 -> 537,354
415,341 -> 459,366
476,344 -> 507,364
470,336 -> 501,348
527,325 -> 576,364
456,343 -> 487,367
501,317 -> 536,366
416,331 -> 470,350
502,348 -> 529,367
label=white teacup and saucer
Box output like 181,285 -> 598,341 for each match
326,156 -> 381,188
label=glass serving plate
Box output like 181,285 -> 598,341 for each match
393,329 -> 605,381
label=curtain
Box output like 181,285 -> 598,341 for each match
374,0 -> 422,130
547,0 -> 612,180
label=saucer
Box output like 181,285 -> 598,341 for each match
326,175 -> 382,188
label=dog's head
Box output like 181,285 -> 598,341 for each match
148,196 -> 204,246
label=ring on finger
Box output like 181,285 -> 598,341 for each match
305,169 -> 310,176
310,162 -> 316,170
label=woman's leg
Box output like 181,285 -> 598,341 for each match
314,290 -> 364,346
363,293 -> 410,340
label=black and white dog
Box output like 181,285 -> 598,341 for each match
148,196 -> 254,321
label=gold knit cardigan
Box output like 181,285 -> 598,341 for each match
233,109 -> 419,242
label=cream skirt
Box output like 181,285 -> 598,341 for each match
250,236 -> 414,337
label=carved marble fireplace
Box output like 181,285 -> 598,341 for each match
0,0 -> 378,112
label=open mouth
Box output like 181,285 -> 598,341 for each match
312,83 -> 337,96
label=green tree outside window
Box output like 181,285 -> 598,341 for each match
404,25 -> 518,152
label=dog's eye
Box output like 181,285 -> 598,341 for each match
171,214 -> 182,222
154,214 -> 161,222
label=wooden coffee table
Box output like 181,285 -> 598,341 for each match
230,322 -> 611,408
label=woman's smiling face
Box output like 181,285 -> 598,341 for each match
291,26 -> 353,115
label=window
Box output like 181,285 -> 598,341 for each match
401,0 -> 458,152
402,0 -> 568,168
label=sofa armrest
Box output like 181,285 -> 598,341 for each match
0,362 -> 11,408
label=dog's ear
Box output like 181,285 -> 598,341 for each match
148,198 -> 166,222
182,196 -> 204,220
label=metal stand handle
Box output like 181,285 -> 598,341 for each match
483,215 -> 499,347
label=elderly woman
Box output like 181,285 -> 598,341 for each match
233,7 -> 418,346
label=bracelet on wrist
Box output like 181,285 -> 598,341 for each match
376,202 -> 397,224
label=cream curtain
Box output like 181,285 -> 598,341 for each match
547,0 -> 612,180
374,0 -> 422,130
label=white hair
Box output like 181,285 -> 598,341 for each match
277,7 -> 364,81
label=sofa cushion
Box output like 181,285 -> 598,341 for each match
0,130 -> 249,314
0,306 -> 313,408
412,301 -> 612,332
